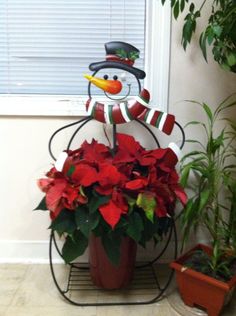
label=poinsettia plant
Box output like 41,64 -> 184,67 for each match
35,133 -> 187,265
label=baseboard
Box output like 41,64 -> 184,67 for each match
0,240 -> 64,264
0,239 -> 184,264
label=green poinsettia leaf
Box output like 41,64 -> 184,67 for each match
75,207 -> 90,238
89,194 -> 110,213
75,206 -> 100,238
126,196 -> 136,214
139,215 -> 159,246
137,193 -> 156,222
145,209 -> 154,223
101,232 -> 121,266
126,212 -> 144,242
34,197 -> 48,211
62,230 -> 88,264
50,209 -> 76,235
89,212 -> 100,231
157,217 -> 172,236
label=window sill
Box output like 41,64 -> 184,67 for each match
0,89 -> 167,117
0,95 -> 88,117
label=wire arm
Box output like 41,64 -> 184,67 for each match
48,117 -> 91,161
174,120 -> 185,150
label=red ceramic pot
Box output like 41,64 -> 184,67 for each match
89,235 -> 137,289
170,244 -> 236,316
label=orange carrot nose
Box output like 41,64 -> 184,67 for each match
84,74 -> 122,94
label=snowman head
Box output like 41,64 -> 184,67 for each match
84,41 -> 146,101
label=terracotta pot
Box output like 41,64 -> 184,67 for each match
89,235 -> 137,289
170,244 -> 236,316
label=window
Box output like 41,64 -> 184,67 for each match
0,0 -> 171,116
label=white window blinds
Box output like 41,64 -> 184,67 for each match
0,0 -> 146,95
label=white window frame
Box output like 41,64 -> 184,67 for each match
0,0 -> 171,116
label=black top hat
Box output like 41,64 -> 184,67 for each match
89,41 -> 146,79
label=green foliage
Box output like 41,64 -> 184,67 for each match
33,197 -> 48,211
180,95 -> 236,278
75,206 -> 91,238
185,247 -> 234,281
138,214 -> 171,247
50,209 -> 76,236
161,0 -> 236,72
115,49 -> 139,61
101,231 -> 122,266
49,202 -> 172,265
62,230 -> 88,264
88,193 -> 110,213
136,193 -> 156,222
126,212 -> 144,242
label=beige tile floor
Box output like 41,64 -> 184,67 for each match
0,264 -> 235,316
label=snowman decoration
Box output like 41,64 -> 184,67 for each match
54,42 -> 182,180
84,41 -> 176,136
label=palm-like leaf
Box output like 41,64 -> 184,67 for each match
180,97 -> 236,277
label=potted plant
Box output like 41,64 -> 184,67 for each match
35,132 -> 187,289
161,0 -> 236,72
170,95 -> 236,316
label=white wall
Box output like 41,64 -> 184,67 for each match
1,13 -> 236,263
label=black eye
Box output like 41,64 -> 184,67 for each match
103,75 -> 108,80
113,75 -> 118,80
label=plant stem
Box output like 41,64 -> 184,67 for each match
112,124 -> 117,156
199,0 -> 207,12
202,213 -> 217,241
219,7 -> 236,25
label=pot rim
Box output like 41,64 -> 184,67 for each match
170,243 -> 236,290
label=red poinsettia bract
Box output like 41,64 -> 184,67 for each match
38,134 -> 187,227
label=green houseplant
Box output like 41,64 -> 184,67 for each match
161,0 -> 236,72
35,132 -> 186,289
171,95 -> 236,315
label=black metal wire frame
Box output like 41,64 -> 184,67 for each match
134,119 -> 160,148
48,117 -> 92,161
174,121 -> 185,150
48,117 -> 185,160
49,218 -> 177,307
47,116 -> 184,306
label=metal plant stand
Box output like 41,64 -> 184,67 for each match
48,117 -> 185,306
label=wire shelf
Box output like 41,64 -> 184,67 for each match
65,263 -> 160,293
50,230 -> 176,306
